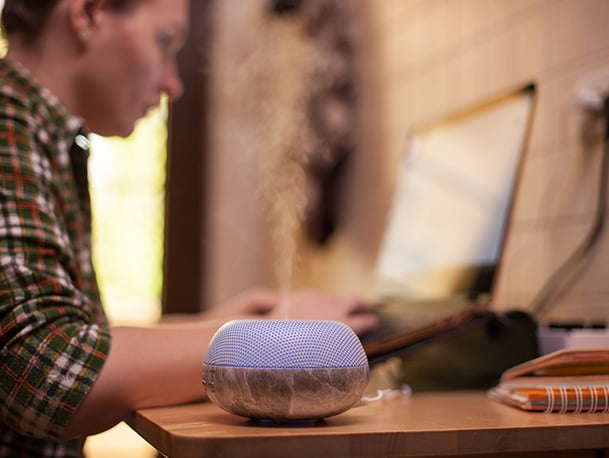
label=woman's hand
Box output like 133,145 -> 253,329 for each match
202,288 -> 379,335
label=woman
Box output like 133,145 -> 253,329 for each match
0,0 -> 378,456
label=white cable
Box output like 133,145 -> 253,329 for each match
355,385 -> 412,407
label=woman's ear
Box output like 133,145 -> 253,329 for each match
67,0 -> 104,45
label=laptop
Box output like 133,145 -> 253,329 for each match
362,84 -> 537,363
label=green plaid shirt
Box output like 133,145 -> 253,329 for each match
0,59 -> 112,457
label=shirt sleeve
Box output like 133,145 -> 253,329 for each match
0,95 -> 112,441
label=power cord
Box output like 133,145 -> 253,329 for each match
531,95 -> 609,318
355,385 -> 412,407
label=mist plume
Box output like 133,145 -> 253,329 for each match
218,9 -> 320,317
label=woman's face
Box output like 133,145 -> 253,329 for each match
78,0 -> 189,137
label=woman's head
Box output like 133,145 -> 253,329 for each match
1,0 -> 143,44
3,0 -> 189,137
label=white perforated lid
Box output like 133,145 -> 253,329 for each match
204,320 -> 368,369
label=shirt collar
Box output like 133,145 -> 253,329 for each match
0,57 -> 88,143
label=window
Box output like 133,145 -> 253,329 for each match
89,102 -> 168,324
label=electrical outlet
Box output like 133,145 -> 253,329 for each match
575,66 -> 609,111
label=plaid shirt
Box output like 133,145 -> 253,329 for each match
0,59 -> 112,457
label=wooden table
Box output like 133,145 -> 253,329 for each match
126,391 -> 609,458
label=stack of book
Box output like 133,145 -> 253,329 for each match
488,348 -> 609,413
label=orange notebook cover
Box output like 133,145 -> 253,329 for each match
488,348 -> 609,413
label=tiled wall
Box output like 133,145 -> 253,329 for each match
207,0 -> 609,325
355,0 -> 609,323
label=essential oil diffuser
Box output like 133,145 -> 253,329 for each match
202,319 -> 369,422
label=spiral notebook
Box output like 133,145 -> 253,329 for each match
488,348 -> 609,413
362,84 -> 537,363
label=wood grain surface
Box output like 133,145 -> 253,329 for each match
126,391 -> 609,458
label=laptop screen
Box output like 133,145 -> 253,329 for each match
374,85 -> 536,306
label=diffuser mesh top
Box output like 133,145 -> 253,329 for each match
204,320 -> 368,369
